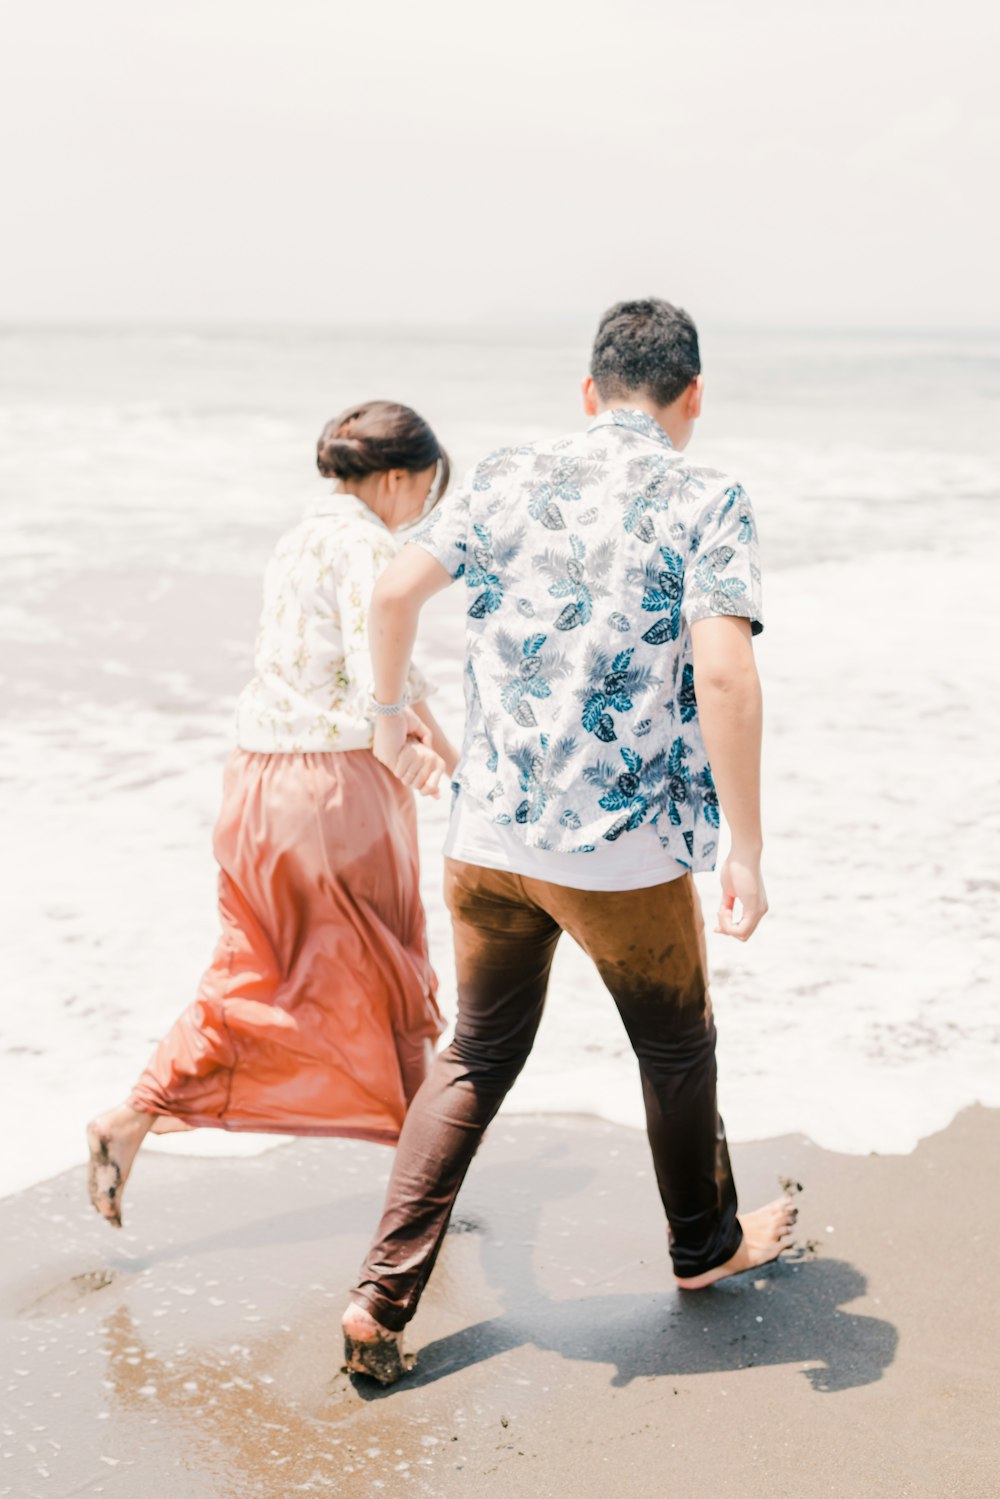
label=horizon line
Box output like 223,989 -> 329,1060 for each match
0,319 -> 998,342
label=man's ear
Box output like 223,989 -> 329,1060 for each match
687,375 -> 704,420
581,376 -> 599,417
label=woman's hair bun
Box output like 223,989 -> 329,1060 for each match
316,400 -> 449,498
316,432 -> 375,480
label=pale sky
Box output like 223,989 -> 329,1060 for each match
2,0 -> 997,330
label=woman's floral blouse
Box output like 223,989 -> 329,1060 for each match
237,492 -> 434,753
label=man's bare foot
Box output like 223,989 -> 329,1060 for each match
342,1301 -> 414,1385
86,1105 -> 153,1228
674,1196 -> 798,1290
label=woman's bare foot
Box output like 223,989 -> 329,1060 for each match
342,1301 -> 413,1385
674,1196 -> 798,1290
86,1105 -> 153,1228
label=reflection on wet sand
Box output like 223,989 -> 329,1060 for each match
4,1110 -> 998,1497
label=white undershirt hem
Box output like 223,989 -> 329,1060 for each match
443,791 -> 685,893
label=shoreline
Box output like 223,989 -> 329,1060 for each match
4,1106 -> 999,1497
4,1082 -> 997,1211
4,551 -> 1000,1202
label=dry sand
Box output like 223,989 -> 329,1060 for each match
3,1107 -> 998,1498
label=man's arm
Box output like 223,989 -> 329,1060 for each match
369,546 -> 455,792
690,614 -> 767,941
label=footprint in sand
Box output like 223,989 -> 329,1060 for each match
21,1267 -> 118,1317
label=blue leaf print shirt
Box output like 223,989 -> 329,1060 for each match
411,408 -> 763,871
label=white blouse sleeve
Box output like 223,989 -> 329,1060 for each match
335,530 -> 437,713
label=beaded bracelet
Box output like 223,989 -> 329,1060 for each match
367,689 -> 409,719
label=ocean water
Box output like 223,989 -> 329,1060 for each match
2,327 -> 999,1198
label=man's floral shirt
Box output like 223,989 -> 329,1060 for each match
412,408 -> 763,870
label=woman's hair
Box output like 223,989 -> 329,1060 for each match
317,400 -> 450,501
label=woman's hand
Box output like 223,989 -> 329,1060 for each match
407,701 -> 460,778
393,740 -> 446,798
402,706 -> 432,745
440,739 -> 461,778
372,714 -> 446,798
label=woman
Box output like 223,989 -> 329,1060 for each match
87,400 -> 456,1227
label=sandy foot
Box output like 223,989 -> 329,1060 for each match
674,1196 -> 798,1290
86,1105 -> 153,1228
342,1301 -> 414,1385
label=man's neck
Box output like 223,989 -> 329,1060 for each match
595,397 -> 689,450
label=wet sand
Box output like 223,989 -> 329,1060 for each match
3,1107 -> 998,1498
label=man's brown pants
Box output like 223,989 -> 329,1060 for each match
351,859 -> 742,1330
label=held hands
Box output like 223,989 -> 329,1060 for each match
715,846 -> 768,942
372,709 -> 446,798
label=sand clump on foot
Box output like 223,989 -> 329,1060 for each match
85,1105 -> 152,1228
674,1195 -> 798,1291
342,1302 -> 414,1386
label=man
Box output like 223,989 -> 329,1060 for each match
342,298 -> 796,1385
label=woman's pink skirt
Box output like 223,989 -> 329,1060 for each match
130,749 -> 444,1145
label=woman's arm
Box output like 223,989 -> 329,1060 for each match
409,700 -> 460,778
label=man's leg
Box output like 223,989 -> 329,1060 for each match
347,860 -> 560,1347
537,872 -> 793,1281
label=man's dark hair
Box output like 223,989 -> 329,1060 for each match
590,298 -> 700,408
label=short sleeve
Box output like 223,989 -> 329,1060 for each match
682,481 -> 764,636
406,658 -> 437,703
335,532 -> 389,672
335,528 -> 437,707
408,470 -> 472,580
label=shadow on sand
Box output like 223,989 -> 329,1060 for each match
352,1256 -> 894,1397
348,1143 -> 897,1398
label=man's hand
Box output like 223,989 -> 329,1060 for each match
372,714 -> 445,798
715,847 -> 768,941
691,615 -> 767,942
393,740 -> 446,798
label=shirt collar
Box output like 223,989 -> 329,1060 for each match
306,490 -> 391,531
587,407 -> 674,449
